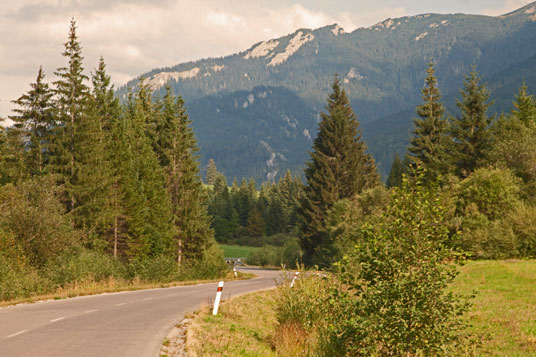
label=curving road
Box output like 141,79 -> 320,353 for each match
0,268 -> 282,356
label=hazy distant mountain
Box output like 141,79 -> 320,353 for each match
121,1 -> 536,181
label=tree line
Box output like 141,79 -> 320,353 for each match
0,20 -> 224,300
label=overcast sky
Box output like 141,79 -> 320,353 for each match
0,0 -> 533,118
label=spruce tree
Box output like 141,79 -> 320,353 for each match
298,77 -> 379,266
91,58 -> 127,257
157,87 -> 214,263
0,123 -> 26,185
407,62 -> 448,179
512,83 -> 535,126
50,18 -> 90,211
246,206 -> 265,238
120,83 -> 174,259
9,67 -> 55,175
449,67 -> 493,178
386,153 -> 404,188
205,158 -> 218,185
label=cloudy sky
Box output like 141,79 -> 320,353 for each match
0,0 -> 533,118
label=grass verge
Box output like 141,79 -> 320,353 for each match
187,289 -> 278,356
0,270 -> 255,308
186,260 -> 536,356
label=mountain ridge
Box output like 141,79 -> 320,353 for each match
119,2 -> 536,182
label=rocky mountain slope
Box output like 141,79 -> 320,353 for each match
121,2 -> 536,181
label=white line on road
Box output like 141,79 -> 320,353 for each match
50,317 -> 65,323
6,330 -> 27,338
85,309 -> 98,313
114,303 -> 126,307
142,297 -> 152,301
167,293 -> 177,297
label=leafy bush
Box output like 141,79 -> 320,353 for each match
45,247 -> 126,287
317,172 -> 471,356
0,177 -> 79,267
180,244 -> 229,280
246,238 -> 302,268
509,203 -> 536,257
247,246 -> 281,266
127,255 -> 178,282
0,229 -> 49,300
457,168 -> 521,220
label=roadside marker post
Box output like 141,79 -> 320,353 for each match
290,272 -> 299,288
233,267 -> 237,278
212,281 -> 224,315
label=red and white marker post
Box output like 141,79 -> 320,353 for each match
212,281 -> 224,315
290,272 -> 299,288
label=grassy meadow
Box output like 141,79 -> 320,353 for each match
220,244 -> 261,259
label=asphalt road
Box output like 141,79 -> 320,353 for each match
0,268 -> 282,356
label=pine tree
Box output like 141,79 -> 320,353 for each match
120,83 -> 174,259
157,87 -> 214,263
386,153 -> 404,188
205,158 -> 218,185
0,124 -> 26,185
512,83 -> 535,126
9,67 -> 55,176
449,67 -> 493,178
71,57 -> 123,249
246,206 -> 265,238
407,62 -> 449,179
298,77 -> 379,266
50,18 -> 90,211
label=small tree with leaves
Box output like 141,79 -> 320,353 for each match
320,168 -> 471,355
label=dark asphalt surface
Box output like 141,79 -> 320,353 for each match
0,268 -> 283,356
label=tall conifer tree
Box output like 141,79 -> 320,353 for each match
120,82 -> 174,259
512,83 -> 536,126
386,153 -> 404,188
10,67 -> 55,175
91,57 -> 126,256
157,88 -> 214,263
299,77 -> 379,266
449,67 -> 493,177
205,159 -> 218,185
50,18 -> 90,211
407,62 -> 448,179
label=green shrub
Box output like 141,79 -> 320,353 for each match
247,246 -> 281,266
181,244 -> 229,280
277,273 -> 331,332
45,247 -> 126,287
127,255 -> 178,282
0,229 -> 48,300
457,168 -> 521,220
509,203 -> 536,257
247,238 -> 303,268
0,177 -> 79,268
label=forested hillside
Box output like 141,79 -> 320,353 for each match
120,2 -> 536,181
